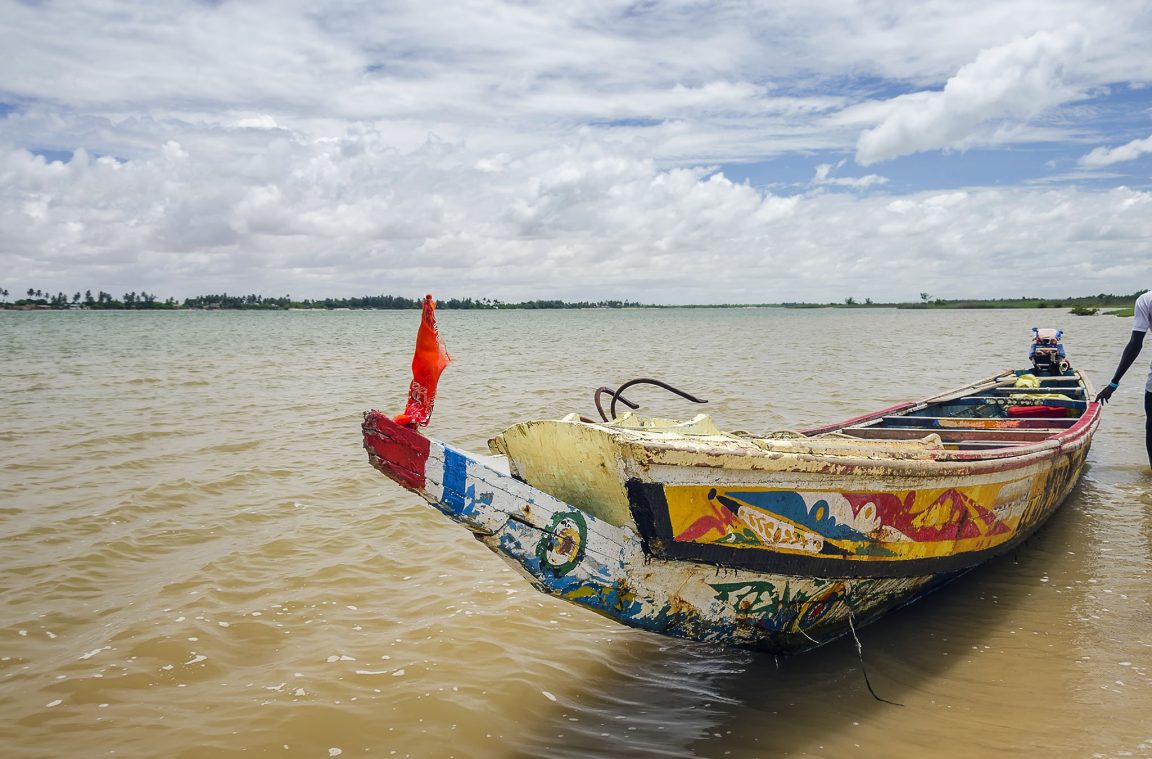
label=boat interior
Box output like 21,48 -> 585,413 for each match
830,372 -> 1088,451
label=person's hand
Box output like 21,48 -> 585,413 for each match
1095,385 -> 1116,404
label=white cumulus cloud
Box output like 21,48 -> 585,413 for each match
2,133 -> 1150,303
855,26 -> 1089,166
1079,133 -> 1152,167
2,3 -> 1152,303
812,162 -> 888,189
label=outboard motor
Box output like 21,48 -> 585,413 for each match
1029,327 -> 1070,375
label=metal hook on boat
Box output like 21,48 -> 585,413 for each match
594,386 -> 639,422
594,377 -> 708,421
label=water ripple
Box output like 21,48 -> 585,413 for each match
2,309 -> 1150,758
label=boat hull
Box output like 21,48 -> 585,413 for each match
625,442 -> 1094,579
362,408 -> 1092,652
493,371 -> 1098,582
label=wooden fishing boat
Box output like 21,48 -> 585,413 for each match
363,321 -> 1098,653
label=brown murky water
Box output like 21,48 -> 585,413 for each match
2,307 -> 1150,759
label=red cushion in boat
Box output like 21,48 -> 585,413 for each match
1006,405 -> 1070,418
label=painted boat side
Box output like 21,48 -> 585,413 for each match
626,441 -> 1090,578
362,365 -> 1098,652
614,374 -> 1097,578
363,411 -> 948,652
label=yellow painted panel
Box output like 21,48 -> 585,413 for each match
662,478 -> 1036,562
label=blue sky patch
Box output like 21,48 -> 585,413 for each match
30,148 -> 74,163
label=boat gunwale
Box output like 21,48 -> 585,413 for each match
637,430 -> 1089,479
796,369 -> 1098,464
629,411 -> 1098,477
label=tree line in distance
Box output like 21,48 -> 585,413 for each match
0,286 -> 1145,313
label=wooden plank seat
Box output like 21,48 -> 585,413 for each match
947,396 -> 1087,410
841,426 -> 1063,444
876,415 -> 1077,430
981,386 -> 1085,398
944,440 -> 1031,450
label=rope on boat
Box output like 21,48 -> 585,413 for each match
847,606 -> 904,707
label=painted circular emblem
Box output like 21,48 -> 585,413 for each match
536,511 -> 587,576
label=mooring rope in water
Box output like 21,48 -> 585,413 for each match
847,608 -> 904,707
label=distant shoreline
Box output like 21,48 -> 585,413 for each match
0,301 -> 1138,315
0,289 -> 1144,314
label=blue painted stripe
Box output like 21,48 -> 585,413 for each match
442,448 -> 467,514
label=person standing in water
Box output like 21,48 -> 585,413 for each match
1094,290 -> 1152,469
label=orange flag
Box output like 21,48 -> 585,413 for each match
394,294 -> 452,428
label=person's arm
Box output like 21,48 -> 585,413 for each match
1095,330 -> 1145,403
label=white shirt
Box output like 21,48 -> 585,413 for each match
1133,291 -> 1152,392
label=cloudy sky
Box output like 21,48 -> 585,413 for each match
1,0 -> 1151,304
